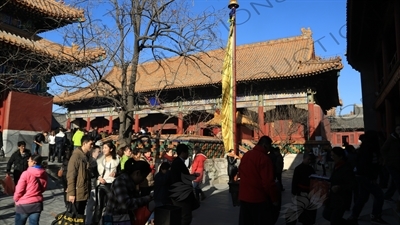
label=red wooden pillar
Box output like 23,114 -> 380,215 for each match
264,122 -> 269,137
257,106 -> 264,139
308,103 -> 315,140
86,117 -> 91,131
66,117 -> 71,130
0,92 -> 6,131
134,114 -> 140,133
108,116 -> 113,132
236,124 -> 241,146
178,112 -> 183,134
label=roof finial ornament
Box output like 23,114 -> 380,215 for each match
228,0 -> 239,9
301,27 -> 312,37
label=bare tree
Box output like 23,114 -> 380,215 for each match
264,105 -> 308,154
52,0 -> 223,146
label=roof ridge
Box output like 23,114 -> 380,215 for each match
237,27 -> 314,49
12,0 -> 85,20
137,28 -> 315,66
0,29 -> 105,64
303,56 -> 342,64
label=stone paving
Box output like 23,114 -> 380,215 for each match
192,170 -> 399,225
1,161 -> 399,225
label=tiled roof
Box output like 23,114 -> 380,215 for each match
0,29 -> 106,63
11,0 -> 85,21
330,116 -> 364,130
53,28 -> 343,104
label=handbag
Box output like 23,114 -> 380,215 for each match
93,167 -> 112,224
133,205 -> 151,225
93,184 -> 112,224
51,203 -> 85,225
102,214 -> 131,225
57,167 -> 63,178
2,175 -> 15,195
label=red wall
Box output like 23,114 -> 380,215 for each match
240,125 -> 253,140
330,131 -> 363,147
3,91 -> 52,131
0,91 -> 8,131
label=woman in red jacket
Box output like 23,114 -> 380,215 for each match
191,146 -> 207,201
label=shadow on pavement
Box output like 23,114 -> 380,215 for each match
192,189 -> 240,225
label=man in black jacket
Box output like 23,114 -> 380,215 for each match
6,141 -> 31,185
169,144 -> 198,225
33,131 -> 47,155
287,153 -> 317,225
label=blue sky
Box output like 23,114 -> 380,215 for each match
51,0 -> 360,115
207,0 -> 361,115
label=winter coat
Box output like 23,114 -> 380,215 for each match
89,130 -> 100,142
89,156 -> 99,190
170,157 -> 190,184
34,133 -> 45,144
169,156 -> 197,204
191,153 -> 207,183
273,150 -> 284,176
96,155 -> 120,184
154,171 -> 172,206
67,148 -> 91,201
381,133 -> 400,170
226,155 -> 238,177
55,131 -> 66,147
356,144 -> 380,180
119,155 -> 130,170
7,150 -> 31,173
14,166 -> 48,205
72,130 -> 84,147
238,145 -> 279,203
291,162 -> 315,195
328,162 -> 355,211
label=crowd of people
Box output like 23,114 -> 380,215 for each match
5,125 -> 400,225
235,129 -> 399,225
27,126 -> 118,162
6,125 -> 212,225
